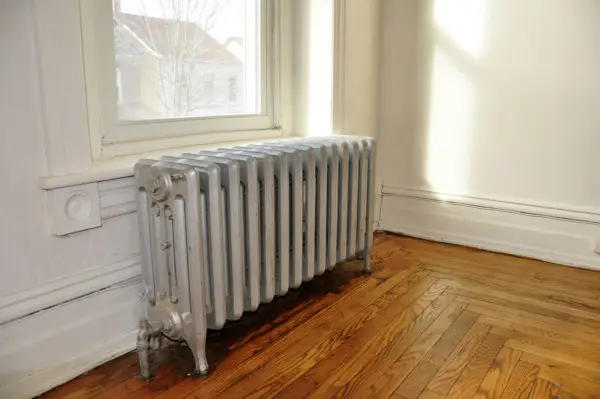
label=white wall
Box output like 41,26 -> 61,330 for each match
336,0 -> 380,137
0,2 -> 144,398
377,0 -> 600,269
1,0 -> 49,294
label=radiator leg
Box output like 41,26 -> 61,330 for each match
361,249 -> 372,273
364,251 -> 372,273
137,319 -> 152,381
357,249 -> 372,273
191,336 -> 209,377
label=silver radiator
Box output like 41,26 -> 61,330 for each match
134,136 -> 375,379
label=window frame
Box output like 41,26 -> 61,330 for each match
79,0 -> 291,159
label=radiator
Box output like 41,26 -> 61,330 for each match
134,136 -> 375,379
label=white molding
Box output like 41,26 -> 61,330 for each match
275,0 -> 295,134
80,0 -> 289,159
32,0 -> 92,175
0,281 -> 143,399
333,0 -> 379,137
382,185 -> 600,225
380,185 -> 600,271
99,177 -> 137,220
379,218 -> 600,272
38,133 -> 300,190
0,257 -> 141,325
100,201 -> 137,220
0,330 -> 137,399
332,0 -> 347,134
100,128 -> 286,159
39,168 -> 134,190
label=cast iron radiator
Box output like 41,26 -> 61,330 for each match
134,136 -> 375,379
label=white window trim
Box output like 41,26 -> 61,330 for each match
33,0 -> 371,182
78,0 -> 294,160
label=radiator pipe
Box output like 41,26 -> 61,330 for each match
357,248 -> 371,273
363,249 -> 372,273
137,319 -> 152,381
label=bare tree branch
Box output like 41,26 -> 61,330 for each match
116,0 -> 231,117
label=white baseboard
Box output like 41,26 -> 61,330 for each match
0,257 -> 141,325
0,279 -> 144,399
380,185 -> 600,271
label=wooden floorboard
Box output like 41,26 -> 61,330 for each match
41,233 -> 600,398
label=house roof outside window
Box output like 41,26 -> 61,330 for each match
114,13 -> 242,65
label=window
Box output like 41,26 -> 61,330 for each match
228,76 -> 238,102
202,74 -> 215,105
80,0 -> 290,157
115,68 -> 123,105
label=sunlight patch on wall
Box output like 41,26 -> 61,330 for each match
433,0 -> 490,59
306,0 -> 334,136
425,48 -> 475,194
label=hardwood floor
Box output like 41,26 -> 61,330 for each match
41,233 -> 600,398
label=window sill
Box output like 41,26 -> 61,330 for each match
39,131 -> 296,190
40,132 -> 305,236
39,166 -> 134,191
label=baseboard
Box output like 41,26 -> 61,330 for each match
380,185 -> 600,271
0,279 -> 144,399
1,331 -> 137,399
0,257 -> 141,325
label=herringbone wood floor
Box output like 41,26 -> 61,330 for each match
42,233 -> 600,398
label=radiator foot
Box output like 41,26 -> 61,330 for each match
191,340 -> 209,377
362,250 -> 372,273
137,319 -> 152,381
356,250 -> 372,273
188,368 -> 209,378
